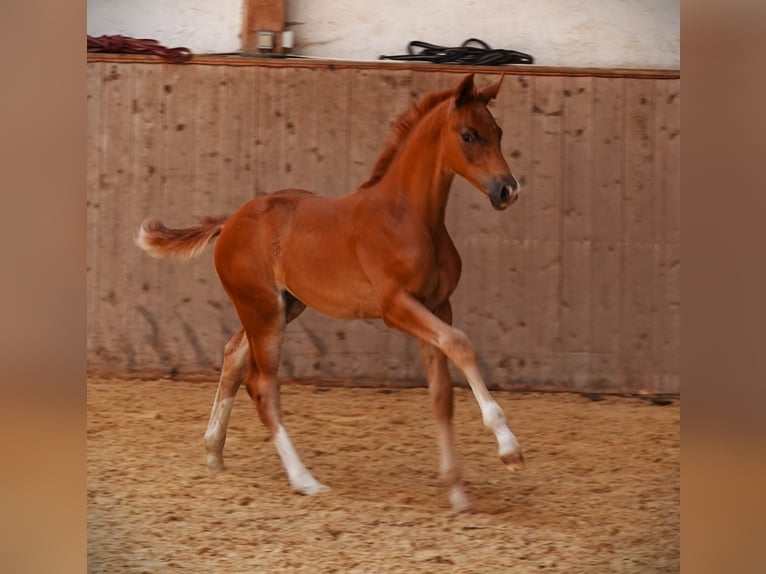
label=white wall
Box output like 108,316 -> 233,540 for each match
87,0 -> 679,69
87,0 -> 243,54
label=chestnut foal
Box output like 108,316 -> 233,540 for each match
137,73 -> 524,512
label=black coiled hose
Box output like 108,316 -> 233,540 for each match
380,38 -> 533,66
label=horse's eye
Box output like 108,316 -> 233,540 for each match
461,132 -> 474,143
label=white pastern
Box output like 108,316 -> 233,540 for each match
480,400 -> 522,458
204,396 -> 235,470
274,425 -> 328,494
449,486 -> 472,513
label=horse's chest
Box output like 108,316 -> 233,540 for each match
408,243 -> 461,308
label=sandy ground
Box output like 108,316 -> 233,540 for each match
87,377 -> 679,573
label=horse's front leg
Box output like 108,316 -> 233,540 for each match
382,291 -> 525,475
420,339 -> 472,512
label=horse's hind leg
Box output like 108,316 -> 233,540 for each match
203,292 -> 307,472
204,328 -> 248,471
240,291 -> 326,494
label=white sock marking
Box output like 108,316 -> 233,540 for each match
479,400 -> 521,457
274,425 -> 327,494
204,396 -> 235,470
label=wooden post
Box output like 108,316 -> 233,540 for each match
242,0 -> 285,54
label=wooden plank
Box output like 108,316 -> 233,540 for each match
654,79 -> 680,246
559,240 -> 591,352
220,65 -> 257,212
529,75 -> 563,242
588,242 -> 622,355
621,243 -> 659,392
346,69 -> 384,191
623,78 -> 657,245
254,66 -> 287,195
559,76 -> 593,353
524,76 -> 563,382
524,239 -> 560,385
193,66 -> 225,215
315,67 -> 351,196
488,238 -> 529,386
654,79 -> 681,392
590,78 -> 624,243
127,63 -> 167,371
283,67 -> 319,190
161,65 -> 199,217
621,78 -> 659,391
589,77 -> 624,371
658,243 -> 680,393
86,62 -> 103,366
94,63 -> 135,370
155,63 -> 201,372
561,76 -> 593,242
183,65 -> 226,369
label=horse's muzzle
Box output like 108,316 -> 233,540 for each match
489,177 -> 520,211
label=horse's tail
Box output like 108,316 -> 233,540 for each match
135,215 -> 229,261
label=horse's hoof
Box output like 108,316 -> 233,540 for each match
450,488 -> 473,513
206,457 -> 226,473
501,449 -> 526,471
452,500 -> 474,514
296,483 -> 329,495
292,477 -> 329,495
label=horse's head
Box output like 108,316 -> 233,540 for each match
443,74 -> 520,211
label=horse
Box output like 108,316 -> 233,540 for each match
136,73 -> 524,512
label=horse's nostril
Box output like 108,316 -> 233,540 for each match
500,186 -> 511,203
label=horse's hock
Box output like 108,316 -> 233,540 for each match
87,57 -> 680,395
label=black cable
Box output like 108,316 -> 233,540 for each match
380,38 -> 533,66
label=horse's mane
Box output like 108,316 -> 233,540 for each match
359,87 -> 456,189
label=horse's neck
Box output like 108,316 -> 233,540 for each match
383,109 -> 454,229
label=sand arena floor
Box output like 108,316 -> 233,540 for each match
87,377 -> 679,573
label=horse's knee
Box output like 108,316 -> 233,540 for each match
439,328 -> 476,367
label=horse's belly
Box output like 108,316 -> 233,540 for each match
280,249 -> 380,320
285,278 -> 380,320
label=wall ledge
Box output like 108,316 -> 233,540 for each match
86,53 -> 680,80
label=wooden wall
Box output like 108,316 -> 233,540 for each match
87,56 -> 680,394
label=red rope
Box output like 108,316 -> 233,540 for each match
87,35 -> 192,63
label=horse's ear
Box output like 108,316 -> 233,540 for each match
454,74 -> 476,107
479,74 -> 504,103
